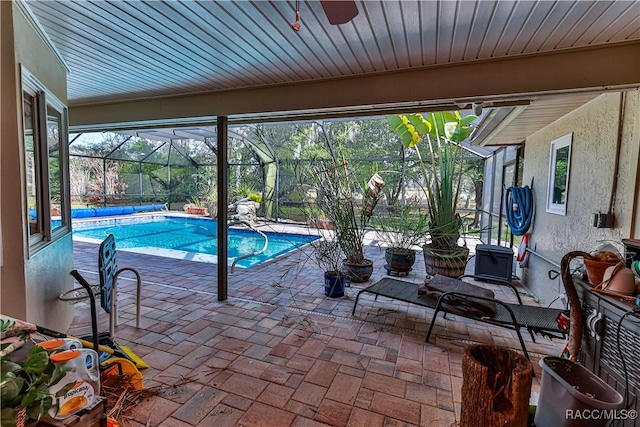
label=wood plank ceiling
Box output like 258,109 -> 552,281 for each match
24,0 -> 640,145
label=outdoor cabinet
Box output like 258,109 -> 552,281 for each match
473,244 -> 514,284
575,278 -> 640,426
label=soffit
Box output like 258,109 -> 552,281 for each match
472,92 -> 603,146
25,0 -> 640,109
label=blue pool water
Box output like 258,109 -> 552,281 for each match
73,216 -> 318,268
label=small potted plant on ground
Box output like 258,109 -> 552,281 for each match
184,196 -> 209,215
311,237 -> 346,298
375,200 -> 428,273
311,160 -> 384,283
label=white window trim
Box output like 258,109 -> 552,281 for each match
546,133 -> 572,216
21,66 -> 70,256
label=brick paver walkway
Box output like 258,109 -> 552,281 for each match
68,222 -> 564,426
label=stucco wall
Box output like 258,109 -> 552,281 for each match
519,91 -> 640,306
0,2 -> 73,331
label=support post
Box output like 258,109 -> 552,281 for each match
217,116 -> 228,301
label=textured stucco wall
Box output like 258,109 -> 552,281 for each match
0,2 -> 74,330
519,91 -> 640,306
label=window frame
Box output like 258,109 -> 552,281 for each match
21,67 -> 71,255
546,133 -> 572,216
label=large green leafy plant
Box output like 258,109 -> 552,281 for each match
388,111 -> 476,251
1,346 -> 67,426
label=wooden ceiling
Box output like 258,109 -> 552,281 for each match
23,0 -> 640,145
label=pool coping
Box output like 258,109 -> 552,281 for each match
71,212 -> 321,268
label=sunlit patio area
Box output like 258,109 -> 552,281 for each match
68,228 -> 565,427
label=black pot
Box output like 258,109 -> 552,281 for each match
342,259 -> 373,283
384,247 -> 416,272
324,271 -> 345,297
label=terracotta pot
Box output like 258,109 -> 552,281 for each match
583,258 -> 618,286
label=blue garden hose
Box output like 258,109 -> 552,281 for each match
505,186 -> 533,236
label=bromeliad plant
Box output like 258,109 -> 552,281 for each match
387,111 -> 476,252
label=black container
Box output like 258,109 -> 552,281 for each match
474,244 -> 514,283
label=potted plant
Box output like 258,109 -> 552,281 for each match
388,111 -> 477,278
184,196 -> 209,215
311,237 -> 347,298
310,158 -> 384,283
375,200 -> 429,273
0,345 -> 65,426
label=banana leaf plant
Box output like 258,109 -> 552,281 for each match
388,111 -> 477,251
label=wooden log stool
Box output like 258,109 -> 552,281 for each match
460,344 -> 533,427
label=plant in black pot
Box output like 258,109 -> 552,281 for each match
310,160 -> 384,283
375,200 -> 429,274
388,111 -> 477,278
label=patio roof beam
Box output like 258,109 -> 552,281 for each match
69,41 -> 640,131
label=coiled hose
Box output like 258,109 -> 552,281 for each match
505,186 -> 533,236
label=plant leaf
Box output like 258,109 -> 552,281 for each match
387,115 -> 420,148
0,360 -> 22,375
23,346 -> 49,375
0,373 -> 23,405
459,114 -> 477,126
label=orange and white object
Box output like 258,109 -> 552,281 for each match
48,349 -> 100,419
36,338 -> 82,352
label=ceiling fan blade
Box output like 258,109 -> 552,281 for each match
319,0 -> 359,25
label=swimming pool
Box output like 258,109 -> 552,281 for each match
72,216 -> 318,268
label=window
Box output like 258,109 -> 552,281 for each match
22,67 -> 70,251
546,133 -> 572,216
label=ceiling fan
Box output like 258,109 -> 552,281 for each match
291,0 -> 359,31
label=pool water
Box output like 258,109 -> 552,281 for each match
73,216 -> 318,268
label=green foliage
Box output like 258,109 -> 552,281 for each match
374,201 -> 429,250
232,183 -> 262,204
0,345 -> 67,425
310,159 -> 384,264
311,237 -> 344,274
388,111 -> 477,250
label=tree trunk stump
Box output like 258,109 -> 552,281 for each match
460,344 -> 533,427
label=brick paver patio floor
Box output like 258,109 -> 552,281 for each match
67,222 -> 565,427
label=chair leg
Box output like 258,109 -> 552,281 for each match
514,327 -> 530,361
425,306 -> 443,343
352,290 -> 366,316
527,327 -> 536,343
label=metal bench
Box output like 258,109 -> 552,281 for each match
352,276 -> 566,360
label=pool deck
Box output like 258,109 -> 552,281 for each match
68,220 -> 565,427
